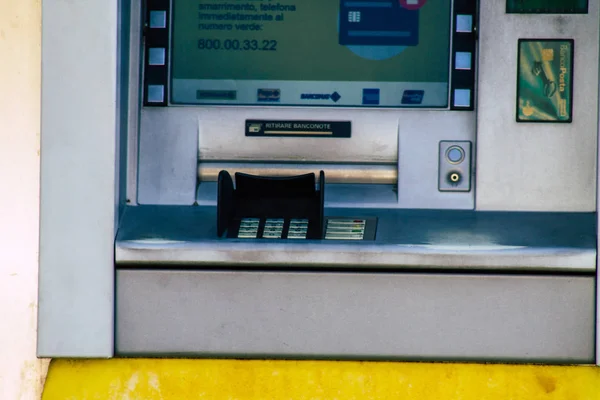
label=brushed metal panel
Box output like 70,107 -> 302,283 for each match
596,49 -> 600,364
138,107 -> 476,207
39,0 -> 118,357
137,107 -> 475,206
476,3 -> 599,211
116,270 -> 595,363
115,206 -> 597,272
397,112 -> 475,209
126,0 -> 143,204
192,106 -> 405,163
137,109 -> 199,204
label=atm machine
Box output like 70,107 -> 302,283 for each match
39,0 -> 599,363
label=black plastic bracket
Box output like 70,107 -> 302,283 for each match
217,171 -> 325,239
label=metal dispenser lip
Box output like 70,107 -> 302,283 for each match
116,205 -> 595,272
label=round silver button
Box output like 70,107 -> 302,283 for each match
446,146 -> 465,164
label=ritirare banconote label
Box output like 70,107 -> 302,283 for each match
245,120 -> 351,137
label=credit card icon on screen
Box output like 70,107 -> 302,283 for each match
257,89 -> 281,102
362,88 -> 380,105
401,90 -> 424,104
339,0 -> 419,46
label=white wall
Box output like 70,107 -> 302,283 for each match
0,0 -> 49,398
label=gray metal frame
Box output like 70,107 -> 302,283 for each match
38,0 -> 122,357
38,0 -> 600,362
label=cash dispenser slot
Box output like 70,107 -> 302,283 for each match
216,170 -> 378,240
217,170 -> 325,239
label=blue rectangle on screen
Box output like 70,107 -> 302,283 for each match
339,0 -> 419,46
362,88 -> 380,105
401,90 -> 425,105
257,88 -> 281,102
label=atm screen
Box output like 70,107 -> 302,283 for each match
170,0 -> 452,108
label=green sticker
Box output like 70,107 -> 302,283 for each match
507,0 -> 588,14
517,39 -> 573,123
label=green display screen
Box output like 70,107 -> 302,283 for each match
507,0 -> 588,14
170,0 -> 452,107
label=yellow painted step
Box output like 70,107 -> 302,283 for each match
43,359 -> 600,400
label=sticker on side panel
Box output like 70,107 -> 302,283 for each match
507,0 -> 588,14
516,39 -> 573,123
